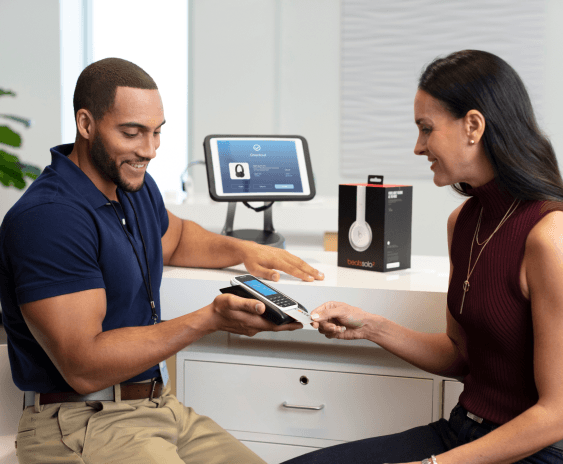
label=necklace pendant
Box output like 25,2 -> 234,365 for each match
460,280 -> 470,314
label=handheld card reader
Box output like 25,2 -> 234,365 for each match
229,274 -> 315,329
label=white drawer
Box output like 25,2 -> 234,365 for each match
184,360 -> 433,441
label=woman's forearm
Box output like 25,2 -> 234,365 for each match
366,315 -> 468,378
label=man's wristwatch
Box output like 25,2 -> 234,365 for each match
421,457 -> 438,464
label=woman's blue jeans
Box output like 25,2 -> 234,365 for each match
282,404 -> 563,464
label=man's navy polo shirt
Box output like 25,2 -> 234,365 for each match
0,144 -> 169,393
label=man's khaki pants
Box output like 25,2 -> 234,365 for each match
15,383 -> 266,463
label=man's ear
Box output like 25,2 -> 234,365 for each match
76,109 -> 96,141
465,109 -> 486,144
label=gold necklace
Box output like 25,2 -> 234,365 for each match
460,198 -> 520,314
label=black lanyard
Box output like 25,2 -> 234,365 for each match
104,189 -> 158,325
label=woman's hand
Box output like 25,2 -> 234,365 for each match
239,240 -> 324,282
311,301 -> 377,340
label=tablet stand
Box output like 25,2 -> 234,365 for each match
221,202 -> 285,249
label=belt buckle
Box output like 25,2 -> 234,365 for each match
467,411 -> 484,424
149,379 -> 157,401
551,438 -> 563,452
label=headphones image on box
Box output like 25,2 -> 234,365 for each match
348,185 -> 372,252
235,164 -> 245,177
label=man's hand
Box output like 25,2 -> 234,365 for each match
204,293 -> 303,336
239,240 -> 325,282
311,301 -> 377,340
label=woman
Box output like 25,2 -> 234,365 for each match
284,50 -> 563,464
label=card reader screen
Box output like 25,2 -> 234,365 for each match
245,279 -> 277,296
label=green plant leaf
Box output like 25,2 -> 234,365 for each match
0,149 -> 19,165
0,149 -> 26,189
0,89 -> 16,98
0,150 -> 41,188
19,162 -> 41,180
0,89 -> 39,189
0,114 -> 32,128
0,150 -> 24,177
0,125 -> 22,148
0,170 -> 26,189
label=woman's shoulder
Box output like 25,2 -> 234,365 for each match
523,206 -> 563,287
523,201 -> 563,260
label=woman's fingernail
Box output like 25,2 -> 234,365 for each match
341,326 -> 346,332
311,313 -> 319,320
255,304 -> 261,313
271,273 -> 279,281
317,271 -> 324,278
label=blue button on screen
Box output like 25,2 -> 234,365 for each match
275,184 -> 294,189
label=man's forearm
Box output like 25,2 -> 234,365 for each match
167,219 -> 248,269
64,308 -> 215,394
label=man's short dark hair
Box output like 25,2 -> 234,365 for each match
73,57 -> 158,122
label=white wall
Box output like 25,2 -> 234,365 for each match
90,0 -> 188,202
60,0 -> 88,146
0,0 -> 62,221
543,0 -> 563,156
187,0 -> 563,257
3,0 -> 563,257
340,1 -> 546,181
189,0 -> 341,198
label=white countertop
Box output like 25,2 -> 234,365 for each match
161,250 -> 450,337
162,251 -> 449,294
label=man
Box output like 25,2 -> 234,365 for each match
0,58 -> 324,463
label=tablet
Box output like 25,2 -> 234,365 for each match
203,135 -> 316,202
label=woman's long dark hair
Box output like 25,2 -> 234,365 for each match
419,50 -> 563,201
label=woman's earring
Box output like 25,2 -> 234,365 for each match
470,140 -> 475,145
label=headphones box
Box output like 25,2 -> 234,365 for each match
338,176 -> 412,272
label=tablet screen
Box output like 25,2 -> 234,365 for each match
204,135 -> 315,201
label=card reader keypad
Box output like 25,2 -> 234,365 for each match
267,294 -> 295,308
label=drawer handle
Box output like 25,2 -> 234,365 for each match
282,401 -> 325,411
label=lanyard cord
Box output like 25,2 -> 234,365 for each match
104,190 -> 158,324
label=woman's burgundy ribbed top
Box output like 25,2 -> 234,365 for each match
448,178 -> 561,424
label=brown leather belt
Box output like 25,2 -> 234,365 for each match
24,380 -> 163,408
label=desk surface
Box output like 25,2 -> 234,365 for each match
163,250 -> 449,294
161,250 -> 450,335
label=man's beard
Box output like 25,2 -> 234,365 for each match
90,133 -> 146,193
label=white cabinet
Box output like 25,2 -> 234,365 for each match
442,380 -> 464,419
166,251 -> 452,463
0,344 -> 21,464
183,360 -> 433,442
179,351 -> 436,463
